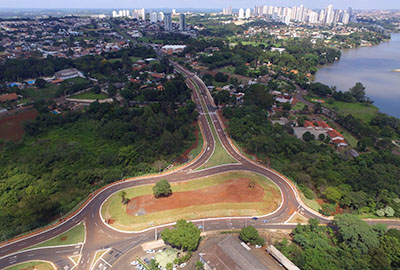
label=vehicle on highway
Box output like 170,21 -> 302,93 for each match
252,217 -> 258,220
262,220 -> 268,223
198,225 -> 204,229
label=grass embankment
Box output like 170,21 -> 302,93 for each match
101,171 -> 281,231
92,250 -> 107,266
5,261 -> 55,270
70,91 -> 108,100
190,81 -> 237,169
198,114 -> 237,169
28,222 -> 85,249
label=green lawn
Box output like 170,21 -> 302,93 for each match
21,84 -> 59,100
70,91 -> 108,100
188,124 -> 204,160
190,81 -> 237,170
5,261 -> 55,270
198,114 -> 238,170
28,222 -> 85,249
108,56 -> 142,63
93,250 -> 107,265
101,171 -> 281,231
307,96 -> 379,123
218,66 -> 235,74
292,101 -> 306,111
155,248 -> 179,267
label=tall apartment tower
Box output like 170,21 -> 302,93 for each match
179,13 -> 186,31
164,13 -> 173,32
326,4 -> 334,24
238,8 -> 245,19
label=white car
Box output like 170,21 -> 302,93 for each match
179,263 -> 187,268
130,261 -> 139,266
255,245 -> 262,249
146,249 -> 155,254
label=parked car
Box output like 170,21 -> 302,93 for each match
146,249 -> 155,254
179,263 -> 187,268
130,261 -> 139,266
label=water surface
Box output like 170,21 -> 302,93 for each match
315,33 -> 400,118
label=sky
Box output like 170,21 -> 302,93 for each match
1,0 -> 399,10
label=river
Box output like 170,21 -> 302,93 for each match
315,33 -> 400,118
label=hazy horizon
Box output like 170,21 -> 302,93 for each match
1,0 -> 400,10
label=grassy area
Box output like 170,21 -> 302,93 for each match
108,56 -> 142,63
93,250 -> 107,265
155,248 -> 179,267
21,84 -> 59,100
101,171 -> 281,231
299,192 -> 321,212
307,96 -> 379,123
69,255 -> 81,265
198,114 -> 238,169
188,124 -> 204,160
70,91 -> 108,100
292,101 -> 306,111
218,65 -> 235,74
5,261 -> 55,270
28,222 -> 85,249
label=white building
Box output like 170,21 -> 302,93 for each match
245,8 -> 251,19
150,12 -> 158,23
238,8 -> 245,19
158,12 -> 165,22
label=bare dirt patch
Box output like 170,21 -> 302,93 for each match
0,109 -> 38,141
127,178 -> 264,216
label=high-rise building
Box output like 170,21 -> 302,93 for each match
112,10 -> 117,17
172,9 -> 176,15
342,11 -> 350,24
222,7 -> 232,15
179,13 -> 186,31
158,12 -> 165,22
245,8 -> 251,19
326,4 -> 334,24
150,12 -> 158,23
238,8 -> 245,19
140,8 -> 145,20
164,13 -> 172,32
308,11 -> 319,23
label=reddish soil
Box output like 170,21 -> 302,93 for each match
0,109 -> 38,142
176,121 -> 200,163
126,178 -> 265,216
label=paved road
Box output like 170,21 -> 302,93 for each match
1,63 -> 399,270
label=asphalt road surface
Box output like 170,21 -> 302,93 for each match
1,63 -> 399,270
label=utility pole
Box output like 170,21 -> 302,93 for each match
155,228 -> 157,241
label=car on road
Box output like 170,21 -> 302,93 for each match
179,263 -> 187,268
198,225 -> 204,229
146,249 -> 155,254
130,261 -> 139,266
262,219 -> 268,223
252,217 -> 258,220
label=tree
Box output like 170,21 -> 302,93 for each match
215,72 -> 228,82
35,78 -> 47,88
93,85 -> 101,94
248,179 -> 256,189
153,179 -> 172,198
302,131 -> 315,142
323,186 -> 342,203
195,261 -> 205,270
120,191 -> 129,205
334,214 -> 379,254
239,226 -> 265,246
349,82 -> 366,102
161,219 -> 201,251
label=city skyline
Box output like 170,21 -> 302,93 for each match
1,0 -> 400,9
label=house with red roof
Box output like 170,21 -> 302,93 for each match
0,93 -> 18,103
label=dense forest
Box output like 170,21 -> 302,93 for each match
223,84 -> 400,217
277,215 -> 400,270
0,76 -> 198,239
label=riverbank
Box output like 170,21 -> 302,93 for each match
315,33 -> 400,118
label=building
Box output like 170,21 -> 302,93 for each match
179,13 -> 186,31
161,45 -> 186,55
150,12 -> 158,23
199,235 -> 270,270
55,68 -> 81,80
0,93 -> 18,103
245,8 -> 252,19
158,12 -> 165,22
222,7 -> 232,15
164,13 -> 172,31
267,245 -> 300,270
238,8 -> 245,19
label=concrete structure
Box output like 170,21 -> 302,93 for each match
55,68 -> 81,80
164,13 -> 172,32
238,8 -> 245,19
150,12 -> 158,23
267,245 -> 300,270
199,235 -> 269,270
161,45 -> 186,55
245,8 -> 252,19
179,13 -> 186,31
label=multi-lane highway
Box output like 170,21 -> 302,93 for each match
0,63 -> 397,270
